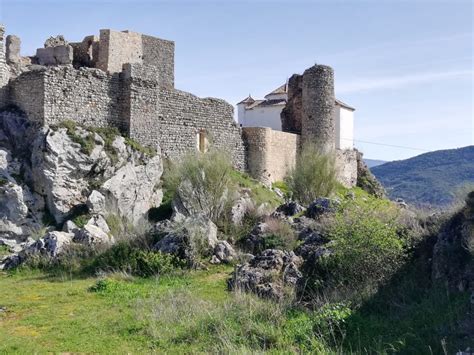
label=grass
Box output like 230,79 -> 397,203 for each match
0,245 -> 10,257
0,266 -> 234,353
229,170 -> 282,208
0,260 -> 469,353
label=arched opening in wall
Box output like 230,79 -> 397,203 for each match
197,129 -> 208,153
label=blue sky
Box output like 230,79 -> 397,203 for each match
1,0 -> 472,161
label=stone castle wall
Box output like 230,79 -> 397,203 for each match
10,69 -> 45,121
243,127 -> 299,185
43,66 -> 124,129
124,63 -> 245,169
335,149 -> 358,188
96,30 -> 174,88
10,66 -> 124,129
0,25 -> 9,108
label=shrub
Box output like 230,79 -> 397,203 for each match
90,242 -> 182,277
163,150 -> 237,224
285,143 -> 338,205
304,202 -> 406,301
261,217 -> 297,251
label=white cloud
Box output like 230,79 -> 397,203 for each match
337,69 -> 473,93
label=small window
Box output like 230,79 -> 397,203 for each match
197,129 -> 208,153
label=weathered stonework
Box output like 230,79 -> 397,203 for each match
123,63 -> 244,168
6,35 -> 21,65
2,26 -> 244,170
243,127 -> 299,185
0,24 -> 358,186
0,25 -> 9,108
280,74 -> 302,133
302,65 -> 336,152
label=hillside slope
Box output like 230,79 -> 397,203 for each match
364,159 -> 387,168
371,146 -> 474,207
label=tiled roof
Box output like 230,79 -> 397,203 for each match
265,83 -> 288,97
237,95 -> 255,105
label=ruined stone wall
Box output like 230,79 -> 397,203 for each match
124,63 -> 245,170
243,127 -> 299,185
142,35 -> 174,88
97,30 -> 143,74
42,66 -> 123,128
335,149 -> 358,188
281,74 -> 302,133
10,69 -> 45,122
0,25 -> 9,108
301,65 -> 336,152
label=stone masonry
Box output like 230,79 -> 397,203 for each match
0,24 -> 357,186
0,25 -> 245,170
301,65 -> 336,152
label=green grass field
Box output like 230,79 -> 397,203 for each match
0,267 -> 234,353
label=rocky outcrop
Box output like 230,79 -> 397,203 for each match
228,249 -> 303,300
154,216 -> 219,264
0,111 -> 163,268
356,150 -> 385,198
432,192 -> 474,292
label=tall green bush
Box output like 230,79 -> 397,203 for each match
163,150 -> 237,223
285,144 -> 338,205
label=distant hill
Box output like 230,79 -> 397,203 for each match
371,146 -> 474,207
364,159 -> 387,168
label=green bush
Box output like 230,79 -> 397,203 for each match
285,143 -> 338,205
163,150 -> 236,224
90,242 -> 182,277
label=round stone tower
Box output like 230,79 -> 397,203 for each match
301,64 -> 335,152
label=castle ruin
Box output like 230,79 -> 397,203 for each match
0,25 -> 357,187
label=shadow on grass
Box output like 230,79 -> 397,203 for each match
339,234 -> 471,354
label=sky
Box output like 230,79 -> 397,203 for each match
0,0 -> 472,161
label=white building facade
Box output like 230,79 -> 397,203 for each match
237,84 -> 355,150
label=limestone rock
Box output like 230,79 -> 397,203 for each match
306,198 -> 340,219
2,231 -> 73,270
31,126 -> 109,223
228,249 -> 303,300
213,240 -> 236,264
273,201 -> 306,219
154,216 -> 218,263
73,224 -> 114,246
85,215 -> 110,234
86,190 -> 106,215
101,153 -> 163,224
356,150 -> 385,198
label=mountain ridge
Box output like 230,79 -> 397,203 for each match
371,146 -> 474,207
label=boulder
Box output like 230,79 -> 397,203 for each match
86,190 -> 106,215
73,224 -> 114,246
306,198 -> 340,219
228,249 -> 303,300
213,240 -> 236,264
2,231 -> 73,270
31,126 -> 109,223
154,216 -> 218,263
272,201 -> 306,219
101,154 -> 163,224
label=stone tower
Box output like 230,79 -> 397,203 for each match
301,64 -> 336,152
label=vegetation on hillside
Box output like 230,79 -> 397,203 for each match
1,144 -> 471,353
371,145 -> 474,207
